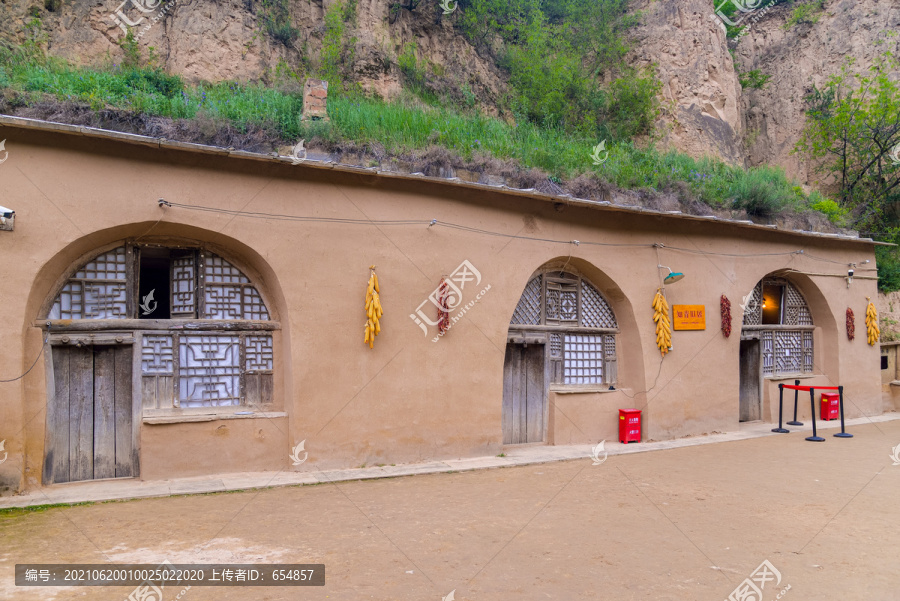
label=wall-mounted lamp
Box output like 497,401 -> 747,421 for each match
847,263 -> 857,288
658,265 -> 685,284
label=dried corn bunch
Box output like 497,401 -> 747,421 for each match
846,307 -> 855,341
721,295 -> 732,338
653,288 -> 671,356
865,297 -> 879,346
364,266 -> 383,349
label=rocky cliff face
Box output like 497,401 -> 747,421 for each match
1,0 -> 897,179
0,0 -> 504,102
631,0 -> 900,176
631,0 -> 744,165
734,0 -> 900,183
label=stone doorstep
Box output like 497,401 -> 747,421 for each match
1,412 -> 897,510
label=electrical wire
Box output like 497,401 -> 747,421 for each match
0,329 -> 50,383
160,200 -> 857,260
161,201 -> 431,227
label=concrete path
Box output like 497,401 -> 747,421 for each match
2,416 -> 900,600
3,413 -> 898,509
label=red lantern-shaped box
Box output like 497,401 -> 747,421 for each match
820,393 -> 840,421
619,409 -> 642,443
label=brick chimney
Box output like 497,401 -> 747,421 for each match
302,79 -> 329,121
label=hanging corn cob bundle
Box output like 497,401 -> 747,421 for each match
865,297 -> 879,346
364,266 -> 383,349
653,288 -> 671,356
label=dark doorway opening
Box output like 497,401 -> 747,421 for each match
139,248 -> 171,319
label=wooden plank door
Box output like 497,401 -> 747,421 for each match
502,343 -> 546,444
739,339 -> 761,422
45,345 -> 135,484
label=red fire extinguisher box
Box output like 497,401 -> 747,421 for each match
619,409 -> 642,443
820,393 -> 840,421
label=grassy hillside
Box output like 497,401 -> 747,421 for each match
0,43 -> 843,225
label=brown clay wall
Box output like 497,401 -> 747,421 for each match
0,123 -> 883,494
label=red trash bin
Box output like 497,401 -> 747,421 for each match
619,409 -> 642,443
820,393 -> 840,421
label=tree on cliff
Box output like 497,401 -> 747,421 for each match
797,51 -> 900,232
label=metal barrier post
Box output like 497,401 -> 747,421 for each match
806,387 -> 825,442
834,385 -> 853,438
773,384 -> 789,433
787,378 -> 803,426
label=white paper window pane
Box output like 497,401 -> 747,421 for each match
74,247 -> 126,280
204,255 -> 250,284
142,335 -> 175,375
201,253 -> 269,320
204,285 -> 244,320
563,334 -> 604,385
245,335 -> 274,371
178,335 -> 241,407
50,247 -> 127,320
82,283 -> 128,319
172,256 -> 196,314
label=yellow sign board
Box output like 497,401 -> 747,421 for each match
673,305 -> 706,330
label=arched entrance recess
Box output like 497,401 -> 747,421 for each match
503,268 -> 620,444
39,239 -> 277,484
739,275 -> 814,422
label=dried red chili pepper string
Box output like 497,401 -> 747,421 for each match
438,278 -> 451,334
846,307 -> 855,341
720,295 -> 732,338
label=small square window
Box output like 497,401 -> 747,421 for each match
881,355 -> 889,370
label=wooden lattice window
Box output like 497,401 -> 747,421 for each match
742,278 -> 811,327
743,277 -> 814,376
50,245 -> 270,321
49,247 -> 129,320
139,333 -> 273,409
509,272 -> 618,385
47,243 -> 275,410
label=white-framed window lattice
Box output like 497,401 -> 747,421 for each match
510,273 -> 618,385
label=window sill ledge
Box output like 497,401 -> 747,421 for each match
143,411 -> 287,425
550,386 -> 619,394
764,374 -> 818,382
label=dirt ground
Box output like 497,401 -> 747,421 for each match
2,419 -> 899,601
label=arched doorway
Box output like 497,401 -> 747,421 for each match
504,269 -> 619,443
739,275 -> 814,421
41,241 -> 276,483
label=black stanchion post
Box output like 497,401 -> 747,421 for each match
787,378 -> 803,426
806,387 -> 825,442
773,383 -> 789,433
834,385 -> 853,438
